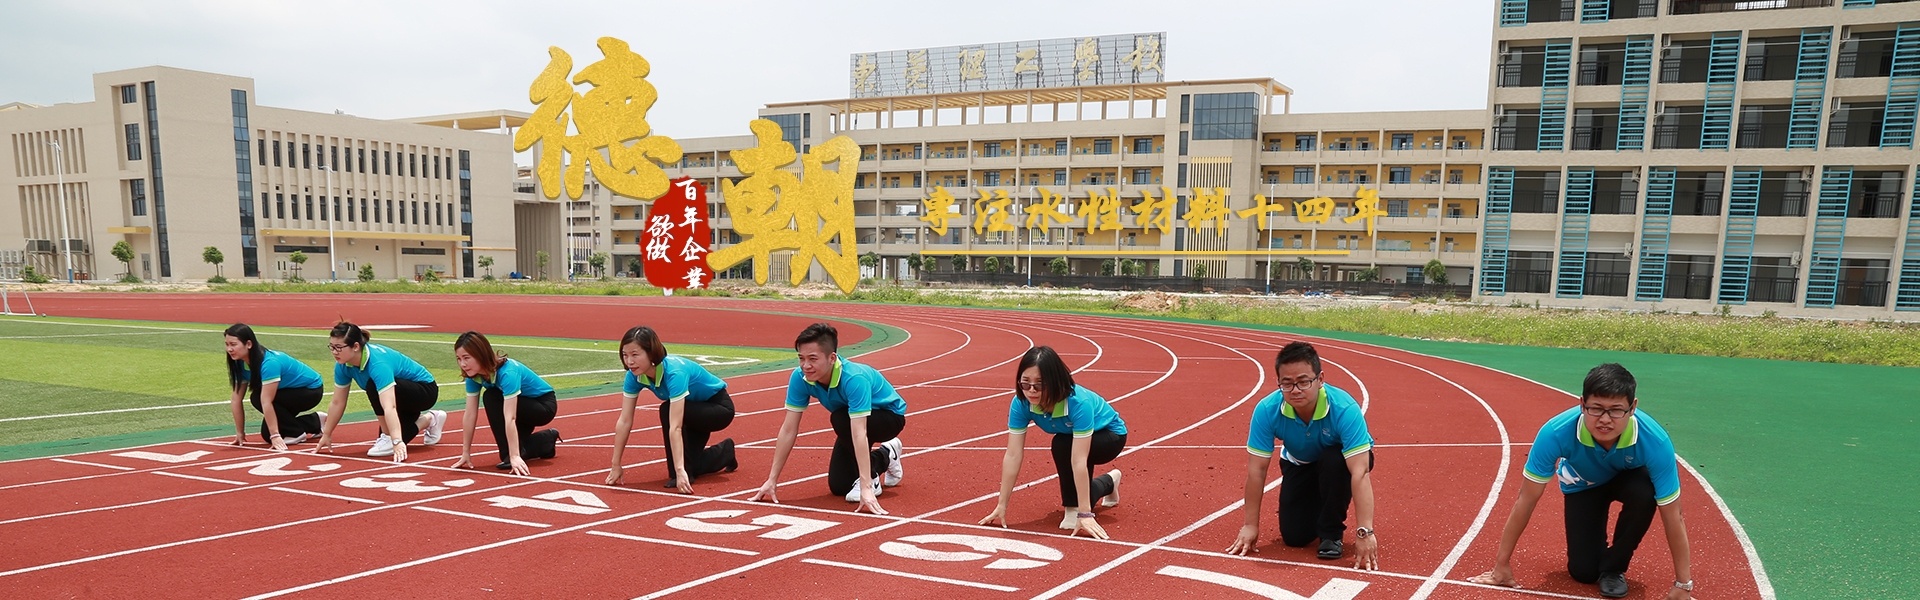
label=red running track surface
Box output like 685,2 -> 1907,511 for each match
0,295 -> 1770,600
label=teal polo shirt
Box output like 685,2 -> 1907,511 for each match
465,358 -> 553,398
1245,383 -> 1373,464
333,343 -> 435,393
1007,384 -> 1127,437
1522,406 -> 1683,505
784,357 -> 906,418
624,355 -> 727,403
242,349 -> 323,390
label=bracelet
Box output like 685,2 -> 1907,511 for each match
1076,512 -> 1095,519
269,434 -> 282,439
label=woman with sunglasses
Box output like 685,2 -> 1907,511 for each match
450,331 -> 562,476
978,346 -> 1128,540
314,320 -> 446,462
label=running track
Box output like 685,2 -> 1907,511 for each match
0,294 -> 1771,600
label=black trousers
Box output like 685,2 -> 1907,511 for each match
657,389 -> 736,479
1050,430 -> 1126,507
1565,466 -> 1658,583
1278,450 -> 1374,546
826,409 -> 905,496
484,389 -> 558,462
367,378 -> 439,443
252,386 -> 323,439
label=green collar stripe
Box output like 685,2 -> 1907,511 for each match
808,358 -> 844,389
1279,388 -> 1330,421
1578,414 -> 1638,448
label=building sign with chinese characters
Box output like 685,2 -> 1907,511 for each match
919,186 -> 1389,240
850,33 -> 1165,99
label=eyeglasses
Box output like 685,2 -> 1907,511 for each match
1277,376 -> 1319,393
1581,406 -> 1631,419
1017,381 -> 1044,391
328,343 -> 351,351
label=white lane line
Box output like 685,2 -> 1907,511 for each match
585,530 -> 758,555
802,558 -> 1019,592
412,506 -> 550,528
1677,457 -> 1775,600
153,471 -> 247,486
1026,477 -> 1287,600
269,486 -> 384,504
1077,369 -> 1167,374
49,458 -> 134,471
0,330 -> 197,339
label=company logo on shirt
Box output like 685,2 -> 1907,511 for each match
1558,463 -> 1591,487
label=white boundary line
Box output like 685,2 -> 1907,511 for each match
411,506 -> 550,528
152,471 -> 247,486
802,558 -> 1019,592
269,486 -> 384,504
585,530 -> 759,556
49,458 -> 134,471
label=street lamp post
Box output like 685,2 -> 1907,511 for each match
320,164 -> 337,281
1265,182 -> 1275,295
1026,186 -> 1035,287
45,142 -> 75,282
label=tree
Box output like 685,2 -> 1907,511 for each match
1048,257 -> 1069,275
535,251 -> 551,280
477,255 -> 496,279
859,251 -> 880,278
625,257 -> 642,278
1423,259 -> 1450,286
358,264 -> 376,282
909,253 -> 928,276
949,254 -> 966,272
1355,266 -> 1381,282
202,246 -> 226,281
1191,262 -> 1209,280
111,241 -> 135,279
1099,258 -> 1116,277
1118,258 -> 1137,277
588,252 -> 609,278
288,251 -> 307,281
20,265 -> 51,284
983,257 -> 1000,273
1296,256 -> 1316,280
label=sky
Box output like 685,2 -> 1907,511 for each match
1,0 -> 1496,147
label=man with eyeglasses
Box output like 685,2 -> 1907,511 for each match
1471,363 -> 1692,600
1226,341 -> 1379,570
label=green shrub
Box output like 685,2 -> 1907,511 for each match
119,274 -> 142,284
207,275 -> 228,284
21,266 -> 52,283
358,264 -> 376,282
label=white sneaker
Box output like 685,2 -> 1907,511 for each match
1060,511 -> 1081,530
420,410 -> 447,446
367,433 -> 395,457
844,476 -> 882,503
283,432 -> 312,445
881,438 -> 905,486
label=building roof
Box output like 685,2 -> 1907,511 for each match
395,109 -> 531,131
766,78 -> 1292,114
0,102 -> 46,111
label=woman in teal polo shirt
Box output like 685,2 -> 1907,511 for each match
224,323 -> 325,450
450,331 -> 561,476
606,325 -> 736,493
978,346 -> 1128,540
314,321 -> 446,462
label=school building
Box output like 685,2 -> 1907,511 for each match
0,66 -> 525,282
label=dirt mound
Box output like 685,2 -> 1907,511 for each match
1117,291 -> 1182,312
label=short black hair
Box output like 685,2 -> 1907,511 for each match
1275,341 -> 1322,376
330,320 -> 370,347
1581,363 -> 1636,403
620,325 -> 668,366
1016,346 -> 1076,411
795,322 -> 839,355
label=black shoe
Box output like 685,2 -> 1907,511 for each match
1316,539 -> 1343,560
541,429 -> 562,459
719,439 -> 738,473
662,479 -> 678,488
494,461 -> 512,471
1597,572 -> 1628,598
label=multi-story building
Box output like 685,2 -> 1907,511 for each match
1,66 -> 525,282
1480,0 -> 1920,318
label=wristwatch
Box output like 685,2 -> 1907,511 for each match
1673,580 -> 1693,592
1355,527 -> 1374,539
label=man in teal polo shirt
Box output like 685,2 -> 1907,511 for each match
1471,363 -> 1694,600
1227,341 -> 1380,570
749,323 -> 906,515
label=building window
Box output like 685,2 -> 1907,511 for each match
130,179 -> 147,216
1584,252 -> 1632,297
768,113 -> 806,147
124,124 -> 142,161
1177,163 -> 1188,188
1653,105 -> 1705,150
1132,138 -> 1153,153
1828,102 -> 1886,148
120,85 -> 137,104
257,139 -> 266,166
1572,107 -> 1620,151
1093,139 -> 1112,155
1191,92 -> 1258,140
1577,43 -> 1627,86
332,146 -> 340,172
276,192 -> 285,219
359,148 -> 366,173
1513,170 -> 1561,214
1131,168 -> 1152,185
302,143 -> 311,169
984,171 -> 1000,186
1838,258 -> 1890,307
1390,133 -> 1413,150
1294,167 -> 1313,184
1838,30 -> 1897,79
1659,39 -> 1713,83
1389,167 -> 1412,184
1749,256 -> 1798,303
272,140 -> 282,167
1506,250 -> 1553,294
1052,170 -> 1065,186
1664,255 -> 1715,299
1743,36 -> 1802,81
1179,94 -> 1190,124
385,150 -> 393,175
1494,108 -> 1542,151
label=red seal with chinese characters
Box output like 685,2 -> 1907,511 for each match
641,177 -> 714,289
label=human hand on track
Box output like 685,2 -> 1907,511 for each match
509,456 -> 529,476
747,480 -> 779,503
313,435 -> 334,454
605,465 -> 626,486
855,492 -> 888,515
1225,524 -> 1261,555
452,455 -> 474,469
391,441 -> 407,463
978,505 -> 1008,527
230,435 -> 247,447
269,436 -> 288,451
1469,566 -> 1519,588
1663,586 -> 1693,600
1070,516 -> 1108,540
675,468 -> 694,495
1352,535 -> 1379,570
